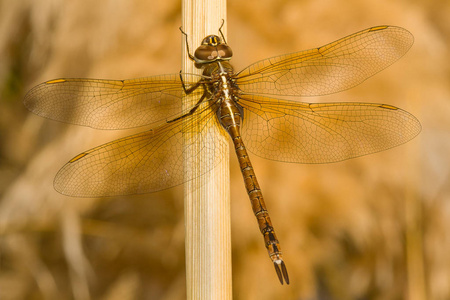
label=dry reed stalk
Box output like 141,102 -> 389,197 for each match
181,0 -> 232,299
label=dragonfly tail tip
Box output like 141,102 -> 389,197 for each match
273,260 -> 290,285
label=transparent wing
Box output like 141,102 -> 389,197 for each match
239,95 -> 421,163
235,26 -> 413,97
24,74 -> 204,129
54,103 -> 226,197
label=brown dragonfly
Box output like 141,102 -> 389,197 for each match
24,24 -> 421,285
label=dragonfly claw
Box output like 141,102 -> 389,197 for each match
274,260 -> 289,285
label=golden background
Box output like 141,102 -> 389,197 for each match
1,0 -> 449,299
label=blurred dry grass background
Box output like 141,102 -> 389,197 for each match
1,0 -> 449,299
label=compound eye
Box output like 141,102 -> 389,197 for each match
194,45 -> 218,61
216,44 -> 233,59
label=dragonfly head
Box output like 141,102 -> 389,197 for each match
193,34 -> 233,66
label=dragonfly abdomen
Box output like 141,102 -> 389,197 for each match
218,99 -> 289,284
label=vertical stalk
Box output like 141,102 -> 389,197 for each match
181,1 -> 231,299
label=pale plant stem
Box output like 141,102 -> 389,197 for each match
181,0 -> 232,299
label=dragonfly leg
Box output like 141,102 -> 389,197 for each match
167,92 -> 207,123
179,71 -> 202,95
218,19 -> 227,44
179,26 -> 196,61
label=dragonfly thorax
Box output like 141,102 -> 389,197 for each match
193,34 -> 233,66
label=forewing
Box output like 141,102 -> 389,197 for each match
54,105 -> 226,197
236,26 -> 413,97
239,95 -> 421,163
24,74 -> 204,129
